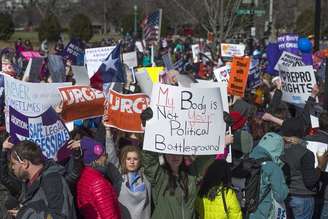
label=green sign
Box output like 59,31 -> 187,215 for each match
236,9 -> 266,16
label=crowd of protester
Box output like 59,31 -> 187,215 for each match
0,33 -> 328,219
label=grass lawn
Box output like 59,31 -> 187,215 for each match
0,31 -> 122,49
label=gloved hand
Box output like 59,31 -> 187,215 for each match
141,107 -> 153,126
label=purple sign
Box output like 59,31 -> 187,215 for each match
247,66 -> 262,89
266,43 -> 281,76
63,39 -> 85,66
277,34 -> 300,55
9,106 -> 70,158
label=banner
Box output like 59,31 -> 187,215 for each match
143,83 -> 226,155
274,51 -> 304,71
71,65 -> 90,85
4,76 -> 70,116
22,57 -> 44,82
247,65 -> 261,89
58,85 -> 105,122
227,56 -> 250,97
63,38 -> 85,66
277,34 -> 299,54
104,90 -> 149,133
279,65 -> 316,104
221,43 -> 245,57
9,106 -> 70,159
213,65 -> 231,84
85,46 -> 115,78
123,51 -> 138,68
20,51 -> 42,61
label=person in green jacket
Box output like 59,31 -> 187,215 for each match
142,151 -> 197,219
196,159 -> 242,219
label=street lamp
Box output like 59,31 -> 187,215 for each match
134,4 -> 138,36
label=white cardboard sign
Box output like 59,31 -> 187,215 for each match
274,51 -> 304,71
143,83 -> 226,155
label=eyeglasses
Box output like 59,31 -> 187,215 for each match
13,151 -> 24,164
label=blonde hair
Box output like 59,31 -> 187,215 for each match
120,145 -> 142,174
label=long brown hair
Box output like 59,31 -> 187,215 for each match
119,145 -> 142,174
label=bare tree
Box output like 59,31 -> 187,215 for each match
158,0 -> 242,41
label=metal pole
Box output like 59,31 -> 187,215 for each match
314,0 -> 321,51
134,4 -> 138,35
324,58 -> 328,110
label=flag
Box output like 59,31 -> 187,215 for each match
141,9 -> 162,45
90,44 -> 125,91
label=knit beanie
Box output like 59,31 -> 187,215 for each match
81,137 -> 105,165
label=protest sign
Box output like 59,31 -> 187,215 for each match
9,106 -> 70,159
20,51 -> 42,61
227,56 -> 250,97
123,51 -> 138,68
274,51 -> 304,71
4,75 -> 70,116
22,57 -> 44,82
135,69 -> 153,97
247,65 -> 262,89
137,67 -> 164,84
48,55 -> 66,82
307,141 -> 328,172
135,41 -> 144,52
277,34 -> 299,54
221,43 -> 245,57
266,43 -> 281,75
58,85 -> 105,122
213,65 -> 231,84
63,39 -> 85,66
143,83 -> 226,155
104,89 -> 150,133
162,53 -> 174,70
191,80 -> 229,113
72,65 -> 90,85
85,46 -> 115,78
279,65 -> 316,104
191,44 -> 200,63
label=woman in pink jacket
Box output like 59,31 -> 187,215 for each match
76,137 -> 121,219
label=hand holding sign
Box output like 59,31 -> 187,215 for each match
2,137 -> 14,151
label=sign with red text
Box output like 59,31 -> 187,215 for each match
104,89 -> 150,133
58,85 -> 105,122
143,84 -> 226,155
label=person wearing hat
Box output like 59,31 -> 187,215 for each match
76,137 -> 120,219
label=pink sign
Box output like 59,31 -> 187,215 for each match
21,51 -> 42,61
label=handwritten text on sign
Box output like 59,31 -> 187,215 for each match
228,56 -> 250,97
9,106 -> 70,158
105,90 -> 150,133
143,84 -> 226,155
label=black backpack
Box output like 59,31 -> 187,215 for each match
238,155 -> 272,214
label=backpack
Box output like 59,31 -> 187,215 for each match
236,155 -> 272,214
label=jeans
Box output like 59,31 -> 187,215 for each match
288,196 -> 314,219
321,200 -> 328,219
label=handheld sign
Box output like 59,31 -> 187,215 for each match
143,83 -> 226,155
274,51 -> 304,71
279,65 -> 316,104
104,89 -> 150,133
9,106 -> 70,159
227,56 -> 250,97
58,85 -> 105,122
85,46 -> 115,78
221,43 -> 245,57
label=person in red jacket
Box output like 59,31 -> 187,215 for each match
76,136 -> 120,219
